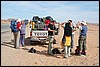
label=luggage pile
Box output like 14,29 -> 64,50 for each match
32,16 -> 54,30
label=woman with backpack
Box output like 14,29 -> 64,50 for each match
61,22 -> 72,58
10,19 -> 21,49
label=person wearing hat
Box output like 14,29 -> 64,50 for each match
47,20 -> 57,55
11,19 -> 21,49
19,20 -> 26,47
77,21 -> 88,56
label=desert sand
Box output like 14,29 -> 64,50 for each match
1,24 -> 99,66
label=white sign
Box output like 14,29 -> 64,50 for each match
32,30 -> 48,36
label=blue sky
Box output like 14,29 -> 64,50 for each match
1,1 -> 99,23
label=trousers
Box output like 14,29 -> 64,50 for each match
19,34 -> 25,46
13,31 -> 20,48
64,46 -> 71,58
78,35 -> 87,51
48,36 -> 54,55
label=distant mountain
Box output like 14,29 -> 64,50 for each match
1,18 -> 18,24
87,23 -> 99,26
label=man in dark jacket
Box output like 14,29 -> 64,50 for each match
47,20 -> 57,55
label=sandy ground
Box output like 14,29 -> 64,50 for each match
1,24 -> 99,66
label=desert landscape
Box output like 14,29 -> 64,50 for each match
1,22 -> 99,66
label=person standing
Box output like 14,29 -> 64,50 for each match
64,22 -> 72,58
19,20 -> 26,47
61,22 -> 72,58
47,20 -> 57,55
77,21 -> 88,56
10,19 -> 21,49
60,22 -> 66,51
68,20 -> 76,52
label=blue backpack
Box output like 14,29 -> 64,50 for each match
10,19 -> 18,32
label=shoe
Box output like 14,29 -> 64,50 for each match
22,45 -> 25,47
78,52 -> 82,56
15,47 -> 20,49
61,49 -> 64,52
68,55 -> 72,57
64,56 -> 68,58
81,51 -> 86,55
14,46 -> 16,48
64,56 -> 66,58
83,52 -> 86,56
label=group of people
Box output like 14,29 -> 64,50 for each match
10,18 -> 88,59
47,19 -> 88,58
61,20 -> 88,58
10,19 -> 26,49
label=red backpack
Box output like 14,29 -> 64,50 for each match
17,22 -> 21,30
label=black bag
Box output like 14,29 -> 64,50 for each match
33,16 -> 39,23
28,47 -> 36,53
62,36 -> 66,44
52,48 -> 61,54
46,16 -> 53,21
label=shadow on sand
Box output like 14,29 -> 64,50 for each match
1,37 -> 76,58
1,39 -> 14,48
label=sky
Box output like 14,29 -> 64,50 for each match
1,1 -> 99,23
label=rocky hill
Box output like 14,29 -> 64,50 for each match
1,18 -> 18,24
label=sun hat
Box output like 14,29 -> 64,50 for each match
81,21 -> 87,25
17,19 -> 21,22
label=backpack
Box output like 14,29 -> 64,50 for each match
62,36 -> 66,44
52,48 -> 61,54
33,16 -> 39,23
46,16 -> 53,21
28,47 -> 36,53
10,19 -> 18,32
